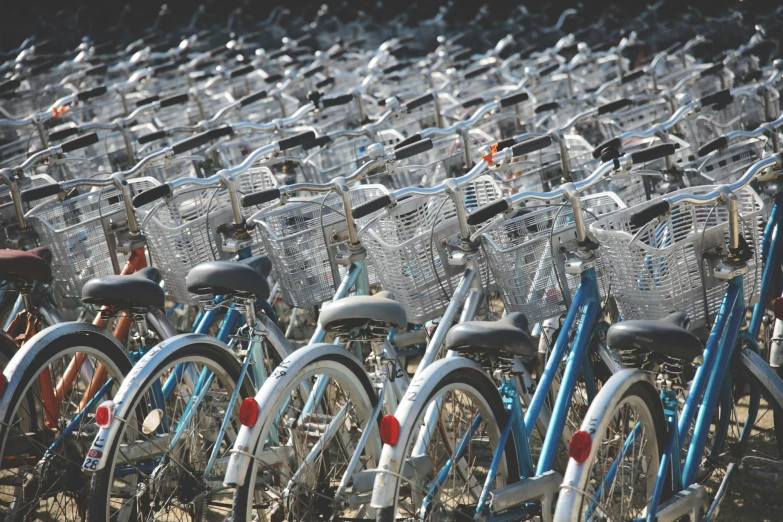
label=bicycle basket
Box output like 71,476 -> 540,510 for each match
688,137 -> 767,185
480,192 -> 625,325
590,185 -> 763,329
26,177 -> 161,301
252,185 -> 387,308
140,167 -> 277,304
359,175 -> 501,324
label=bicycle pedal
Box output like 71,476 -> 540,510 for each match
740,456 -> 783,497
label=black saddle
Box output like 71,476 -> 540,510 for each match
444,312 -> 536,359
318,291 -> 407,335
185,256 -> 271,300
81,267 -> 165,309
0,247 -> 53,283
607,312 -> 702,361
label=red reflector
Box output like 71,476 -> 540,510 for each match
569,430 -> 592,463
0,372 -> 6,397
239,397 -> 259,427
774,297 -> 783,321
380,414 -> 400,445
95,401 -> 114,428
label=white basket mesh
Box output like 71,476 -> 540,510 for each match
480,192 -> 626,325
688,137 -> 767,185
598,99 -> 673,137
253,185 -> 387,308
140,167 -> 278,304
301,130 -> 405,183
26,177 -> 161,300
590,185 -> 764,329
359,176 -> 501,324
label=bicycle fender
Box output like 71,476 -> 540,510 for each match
83,333 -> 230,472
224,343 -> 366,487
370,357 -> 490,510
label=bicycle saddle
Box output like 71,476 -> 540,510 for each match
607,312 -> 702,361
82,267 -> 165,309
318,290 -> 407,335
0,248 -> 53,283
444,312 -> 536,359
185,255 -> 271,300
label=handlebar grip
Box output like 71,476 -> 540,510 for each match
398,35 -> 415,44
621,69 -> 645,84
138,130 -> 167,144
383,62 -> 408,75
303,64 -> 324,78
209,45 -> 230,57
630,143 -> 676,164
209,125 -> 235,140
535,101 -> 559,113
699,89 -> 732,107
132,184 -> 172,208
511,135 -> 552,156
136,94 -> 160,107
85,63 -> 108,76
302,135 -> 333,150
495,138 -> 516,152
49,126 -> 79,141
395,134 -> 421,150
152,62 -> 179,76
265,73 -> 283,83
538,63 -> 559,77
499,92 -> 529,108
316,77 -> 335,89
76,85 -> 107,101
464,65 -> 492,80
279,131 -> 316,151
328,47 -> 347,60
700,62 -> 724,78
241,188 -> 281,207
322,94 -> 353,108
351,194 -> 392,219
461,97 -> 484,109
60,132 -> 99,153
629,199 -> 671,228
698,136 -> 728,156
238,90 -> 268,107
394,138 -> 433,160
592,137 -> 622,159
160,93 -> 190,108
229,64 -> 254,78
452,48 -> 472,62
466,199 -> 509,226
404,92 -> 434,112
0,78 -> 20,93
22,183 -> 63,202
597,98 -> 631,115
171,130 -> 215,155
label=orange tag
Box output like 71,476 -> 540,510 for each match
52,105 -> 69,117
482,143 -> 499,166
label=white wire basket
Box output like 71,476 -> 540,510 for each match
479,192 -> 626,325
0,173 -> 57,247
26,176 -> 161,301
590,185 -> 764,329
252,185 -> 387,309
687,137 -> 767,185
359,175 -> 501,324
679,89 -> 777,149
491,134 -> 597,196
598,99 -> 673,137
301,129 -> 405,183
139,167 -> 278,304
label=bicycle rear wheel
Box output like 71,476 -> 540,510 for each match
0,326 -> 131,521
374,362 -> 518,522
555,377 -> 666,521
87,341 -> 257,521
